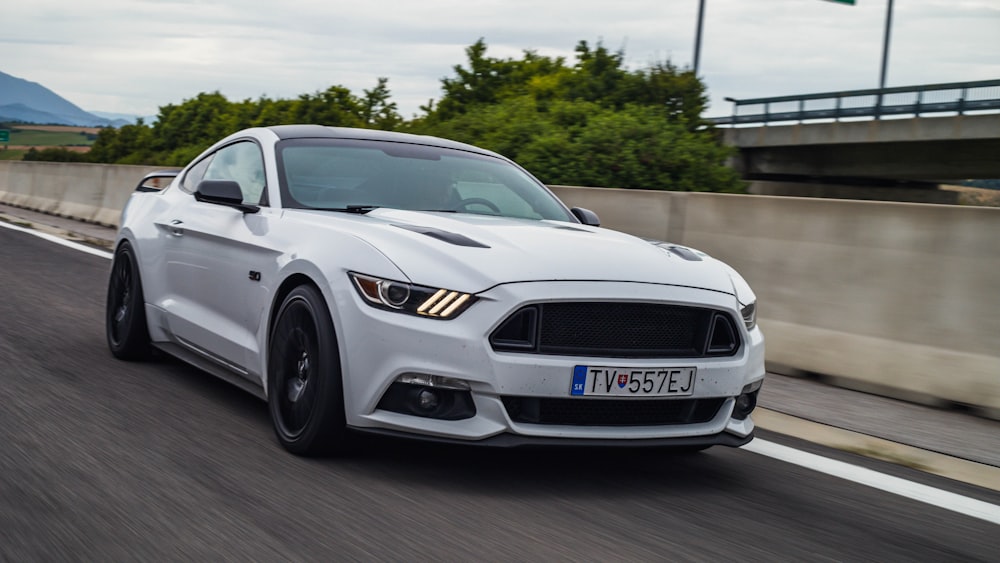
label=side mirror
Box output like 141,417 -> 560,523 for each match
570,207 -> 600,227
135,170 -> 180,192
195,180 -> 260,214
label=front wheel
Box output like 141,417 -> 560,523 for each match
673,445 -> 712,454
106,241 -> 151,360
268,285 -> 347,456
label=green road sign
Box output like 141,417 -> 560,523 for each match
0,130 -> 9,143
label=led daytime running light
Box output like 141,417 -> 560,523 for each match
417,289 -> 448,314
419,290 -> 472,318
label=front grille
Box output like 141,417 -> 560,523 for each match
490,302 -> 739,358
501,396 -> 726,426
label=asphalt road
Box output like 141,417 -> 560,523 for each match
1,226 -> 998,561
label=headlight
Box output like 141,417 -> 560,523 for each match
349,273 -> 477,319
741,301 -> 757,330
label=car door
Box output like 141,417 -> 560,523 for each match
154,140 -> 279,376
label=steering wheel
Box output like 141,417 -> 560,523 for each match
455,197 -> 501,214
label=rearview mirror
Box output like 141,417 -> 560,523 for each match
570,207 -> 600,227
195,180 -> 260,214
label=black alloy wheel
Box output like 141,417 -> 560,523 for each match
268,285 -> 346,456
673,445 -> 713,454
106,241 -> 151,360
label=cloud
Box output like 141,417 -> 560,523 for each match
2,0 -> 997,117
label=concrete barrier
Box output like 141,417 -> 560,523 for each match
2,162 -> 998,417
0,161 -> 166,227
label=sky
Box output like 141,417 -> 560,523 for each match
3,0 -> 999,120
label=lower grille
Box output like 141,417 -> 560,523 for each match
501,396 -> 726,427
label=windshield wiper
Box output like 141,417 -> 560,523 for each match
311,205 -> 381,214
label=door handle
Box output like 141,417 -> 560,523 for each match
168,219 -> 184,236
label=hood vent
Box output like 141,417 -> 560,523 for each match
667,246 -> 703,262
392,224 -> 490,248
642,238 -> 704,262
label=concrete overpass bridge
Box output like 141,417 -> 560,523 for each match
722,113 -> 1000,181
711,80 -> 1000,198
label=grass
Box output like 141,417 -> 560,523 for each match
4,129 -> 95,146
843,445 -> 930,472
0,125 -> 98,158
0,149 -> 28,160
0,216 -> 35,229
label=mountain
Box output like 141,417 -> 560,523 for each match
0,70 -> 122,127
88,111 -> 146,126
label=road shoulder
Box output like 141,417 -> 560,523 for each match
754,408 -> 1000,492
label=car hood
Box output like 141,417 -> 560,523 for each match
293,209 -> 737,295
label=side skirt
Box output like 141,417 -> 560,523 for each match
153,341 -> 266,400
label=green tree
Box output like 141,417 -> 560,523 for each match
87,120 -> 153,164
56,40 -> 741,193
361,77 -> 403,129
152,91 -> 233,155
84,78 -> 402,166
562,41 -> 629,105
22,147 -> 91,163
411,39 -> 740,192
433,39 -> 567,120
289,86 -> 363,126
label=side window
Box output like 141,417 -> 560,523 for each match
181,155 -> 213,194
201,141 -> 268,205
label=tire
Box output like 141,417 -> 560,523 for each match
106,241 -> 152,360
268,285 -> 347,456
673,445 -> 712,454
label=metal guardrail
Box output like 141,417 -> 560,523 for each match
710,79 -> 1000,125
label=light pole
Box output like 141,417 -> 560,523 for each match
875,0 -> 895,118
879,0 -> 895,89
693,0 -> 706,75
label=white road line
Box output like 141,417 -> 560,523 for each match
6,218 -> 1000,527
745,439 -> 1000,526
0,219 -> 113,259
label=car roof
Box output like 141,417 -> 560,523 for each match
265,125 -> 503,159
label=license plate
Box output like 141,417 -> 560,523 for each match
570,366 -> 696,397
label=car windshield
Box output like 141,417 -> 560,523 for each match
275,138 -> 574,221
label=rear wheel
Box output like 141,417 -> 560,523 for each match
106,241 -> 151,360
268,285 -> 347,456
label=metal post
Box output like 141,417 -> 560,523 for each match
879,0 -> 894,89
724,96 -> 737,124
693,0 -> 706,75
876,0 -> 894,119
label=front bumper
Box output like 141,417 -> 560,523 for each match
332,280 -> 766,446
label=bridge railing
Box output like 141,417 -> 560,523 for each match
710,79 -> 1000,125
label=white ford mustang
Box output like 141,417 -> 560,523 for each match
107,125 -> 765,455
